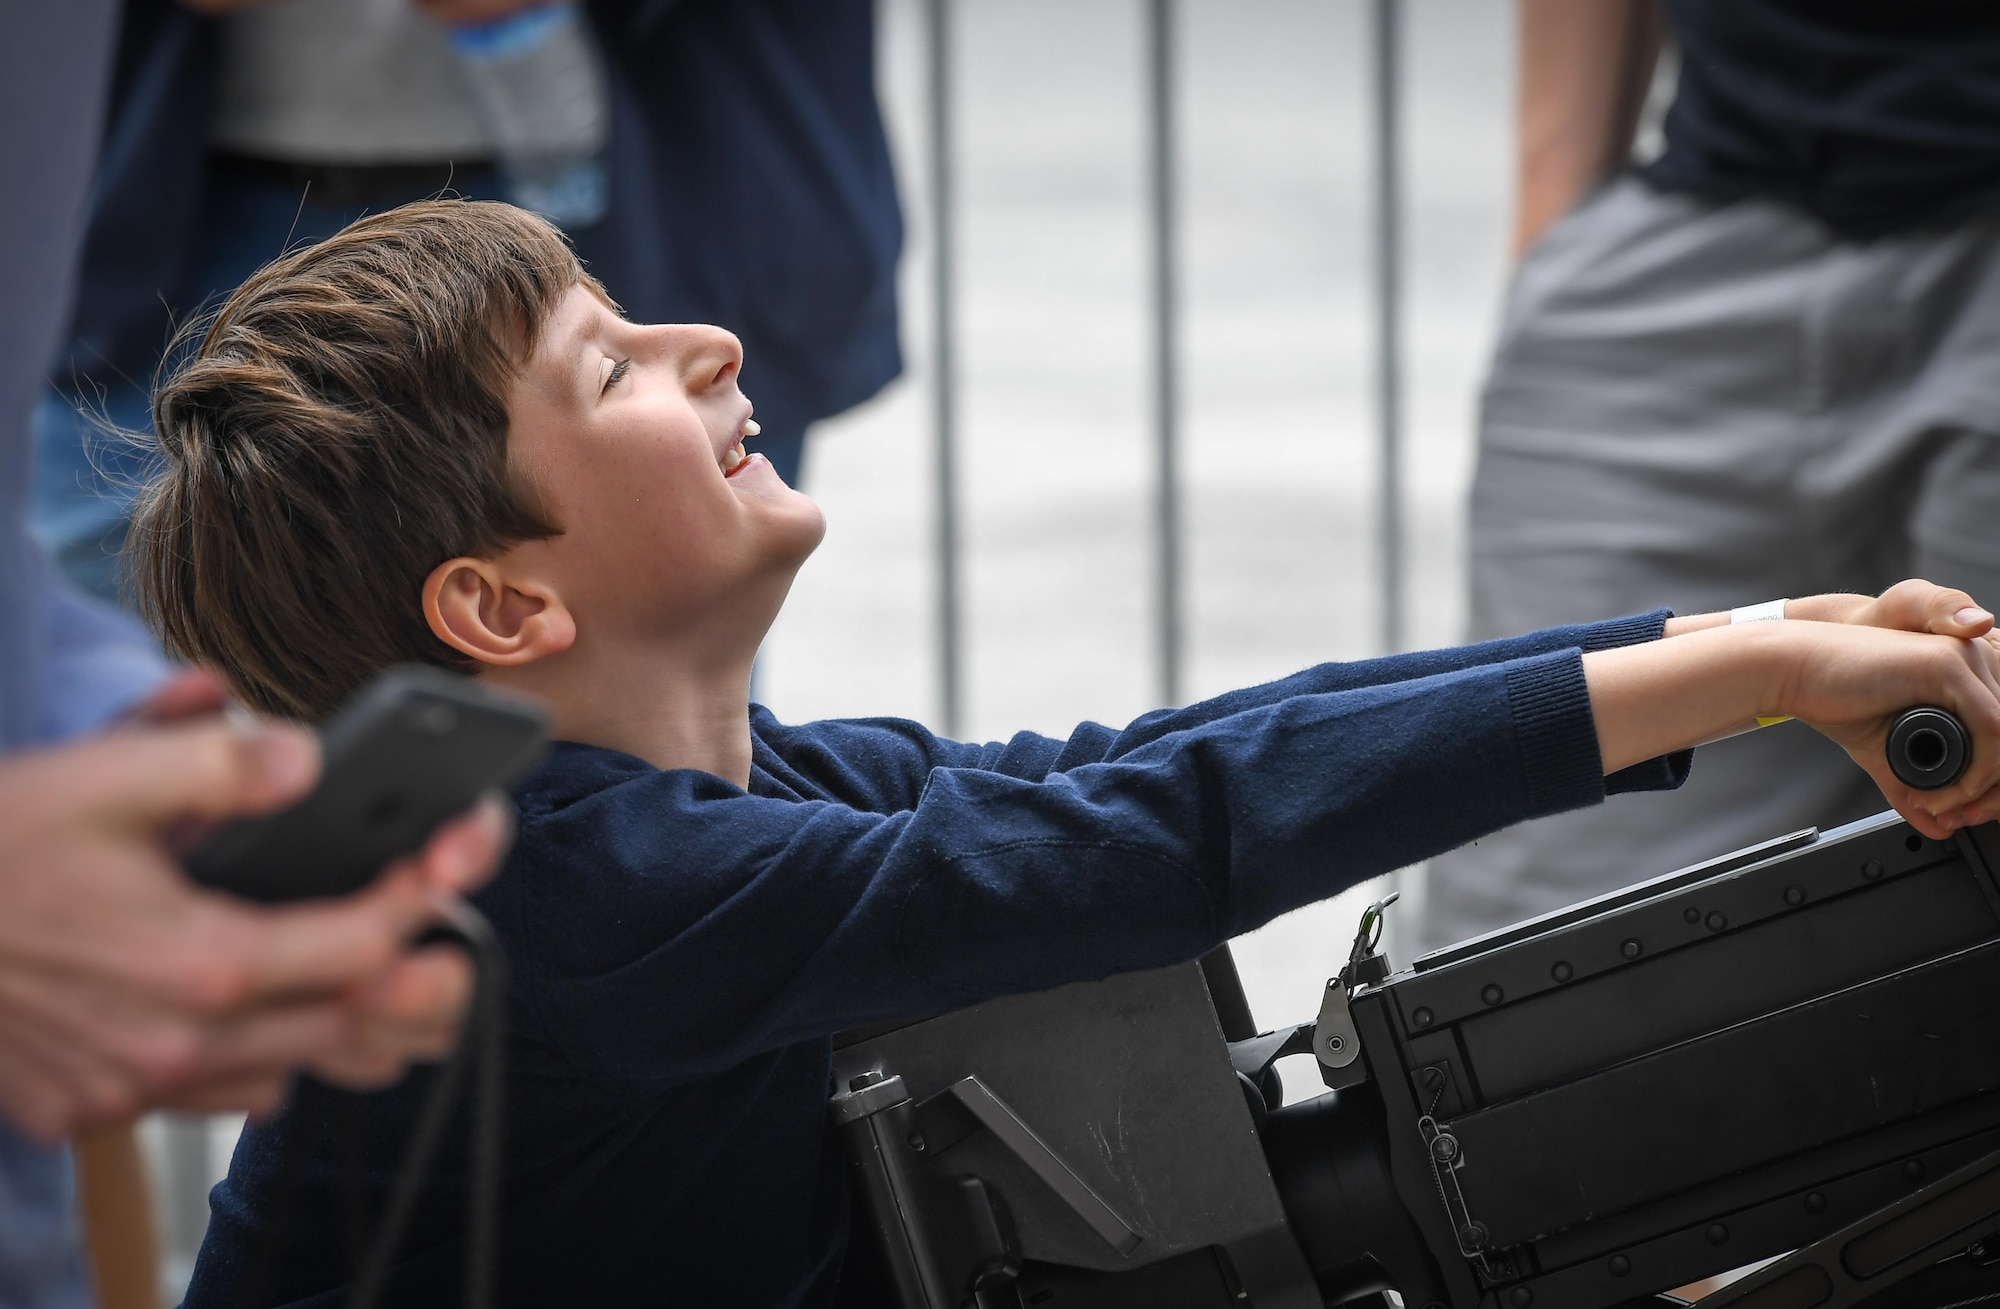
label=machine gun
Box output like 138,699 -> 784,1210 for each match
830,710 -> 2000,1309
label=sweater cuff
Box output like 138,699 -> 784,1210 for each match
1606,749 -> 1694,795
1580,608 -> 1673,652
1504,650 -> 1606,815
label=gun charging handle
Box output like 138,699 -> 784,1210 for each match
1887,706 -> 1970,791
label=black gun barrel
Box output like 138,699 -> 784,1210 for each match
1887,707 -> 1970,791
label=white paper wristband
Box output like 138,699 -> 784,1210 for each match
1730,598 -> 1789,624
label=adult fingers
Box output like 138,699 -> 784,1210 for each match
401,795 -> 512,896
119,667 -> 231,727
3,717 -> 319,834
171,863 -> 450,1009
156,1072 -> 291,1119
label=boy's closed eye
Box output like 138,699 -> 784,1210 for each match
601,359 -> 630,396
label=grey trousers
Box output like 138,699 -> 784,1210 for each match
1422,175 -> 2000,951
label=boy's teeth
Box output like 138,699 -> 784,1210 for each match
743,419 -> 761,438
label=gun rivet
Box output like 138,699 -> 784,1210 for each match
907,1131 -> 926,1153
1863,859 -> 1885,881
1414,1006 -> 1434,1028
1551,961 -> 1573,983
1510,1287 -> 1533,1308
1459,1222 -> 1489,1251
1622,939 -> 1643,960
1707,1223 -> 1729,1245
1805,1191 -> 1827,1213
1431,1134 -> 1460,1162
1684,907 -> 1701,924
848,1071 -> 885,1092
1608,1256 -> 1631,1277
1325,1034 -> 1345,1053
1481,984 -> 1504,1006
1705,911 -> 1727,932
1785,885 -> 1806,907
1904,1160 -> 1926,1182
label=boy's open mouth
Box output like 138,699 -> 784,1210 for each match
723,416 -> 760,477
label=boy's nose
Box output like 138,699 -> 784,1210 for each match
651,322 -> 744,393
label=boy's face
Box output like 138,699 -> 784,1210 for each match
503,285 -> 825,641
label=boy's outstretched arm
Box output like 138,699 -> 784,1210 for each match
1586,610 -> 2000,838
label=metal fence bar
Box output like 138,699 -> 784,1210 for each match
927,0 -> 963,736
1372,0 -> 1404,657
1146,0 -> 1184,707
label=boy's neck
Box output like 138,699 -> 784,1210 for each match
485,639 -> 756,787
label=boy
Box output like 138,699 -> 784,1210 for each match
135,201 -> 2000,1306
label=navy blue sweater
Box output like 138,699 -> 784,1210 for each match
183,615 -> 1685,1308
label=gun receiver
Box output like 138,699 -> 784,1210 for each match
834,807 -> 2000,1309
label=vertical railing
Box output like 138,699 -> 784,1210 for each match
1373,0 -> 1404,658
1146,0 -> 1183,708
924,0 -> 1406,736
927,0 -> 963,737
1372,0 -> 1409,961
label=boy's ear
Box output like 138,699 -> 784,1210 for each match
422,557 -> 576,666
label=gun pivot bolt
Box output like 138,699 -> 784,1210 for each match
1324,1033 -> 1346,1053
1706,1223 -> 1730,1245
1413,1006 -> 1435,1029
1509,1288 -> 1534,1308
848,1070 -> 886,1092
1785,885 -> 1807,907
1684,907 -> 1701,924
1804,1191 -> 1827,1213
1431,1133 -> 1460,1162
907,1130 -> 927,1153
1622,938 -> 1643,960
1705,911 -> 1727,932
1458,1222 -> 1488,1251
1863,859 -> 1885,881
1481,984 -> 1504,1007
1551,961 -> 1573,983
1607,1256 -> 1632,1278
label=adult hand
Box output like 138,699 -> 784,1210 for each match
0,710 -> 508,1141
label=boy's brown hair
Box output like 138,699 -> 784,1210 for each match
131,200 -> 594,721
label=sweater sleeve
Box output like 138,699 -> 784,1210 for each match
505,643 -> 1673,1089
747,609 -> 1679,809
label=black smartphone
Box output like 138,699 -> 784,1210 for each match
186,666 -> 551,903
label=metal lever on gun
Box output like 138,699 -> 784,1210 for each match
1887,706 -> 1971,790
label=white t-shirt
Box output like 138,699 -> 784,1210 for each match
210,0 -> 493,163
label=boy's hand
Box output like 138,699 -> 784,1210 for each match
1799,580 -> 1996,640
1665,581 -> 1996,640
1771,622 -> 2000,839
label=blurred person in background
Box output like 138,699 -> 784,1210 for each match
1425,0 -> 2000,948
40,0 -> 902,603
3,5 -> 506,1306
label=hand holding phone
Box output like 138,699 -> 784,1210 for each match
187,666 -> 550,903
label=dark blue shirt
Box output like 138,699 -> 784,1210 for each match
1645,0 -> 2000,237
183,614 -> 1684,1308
